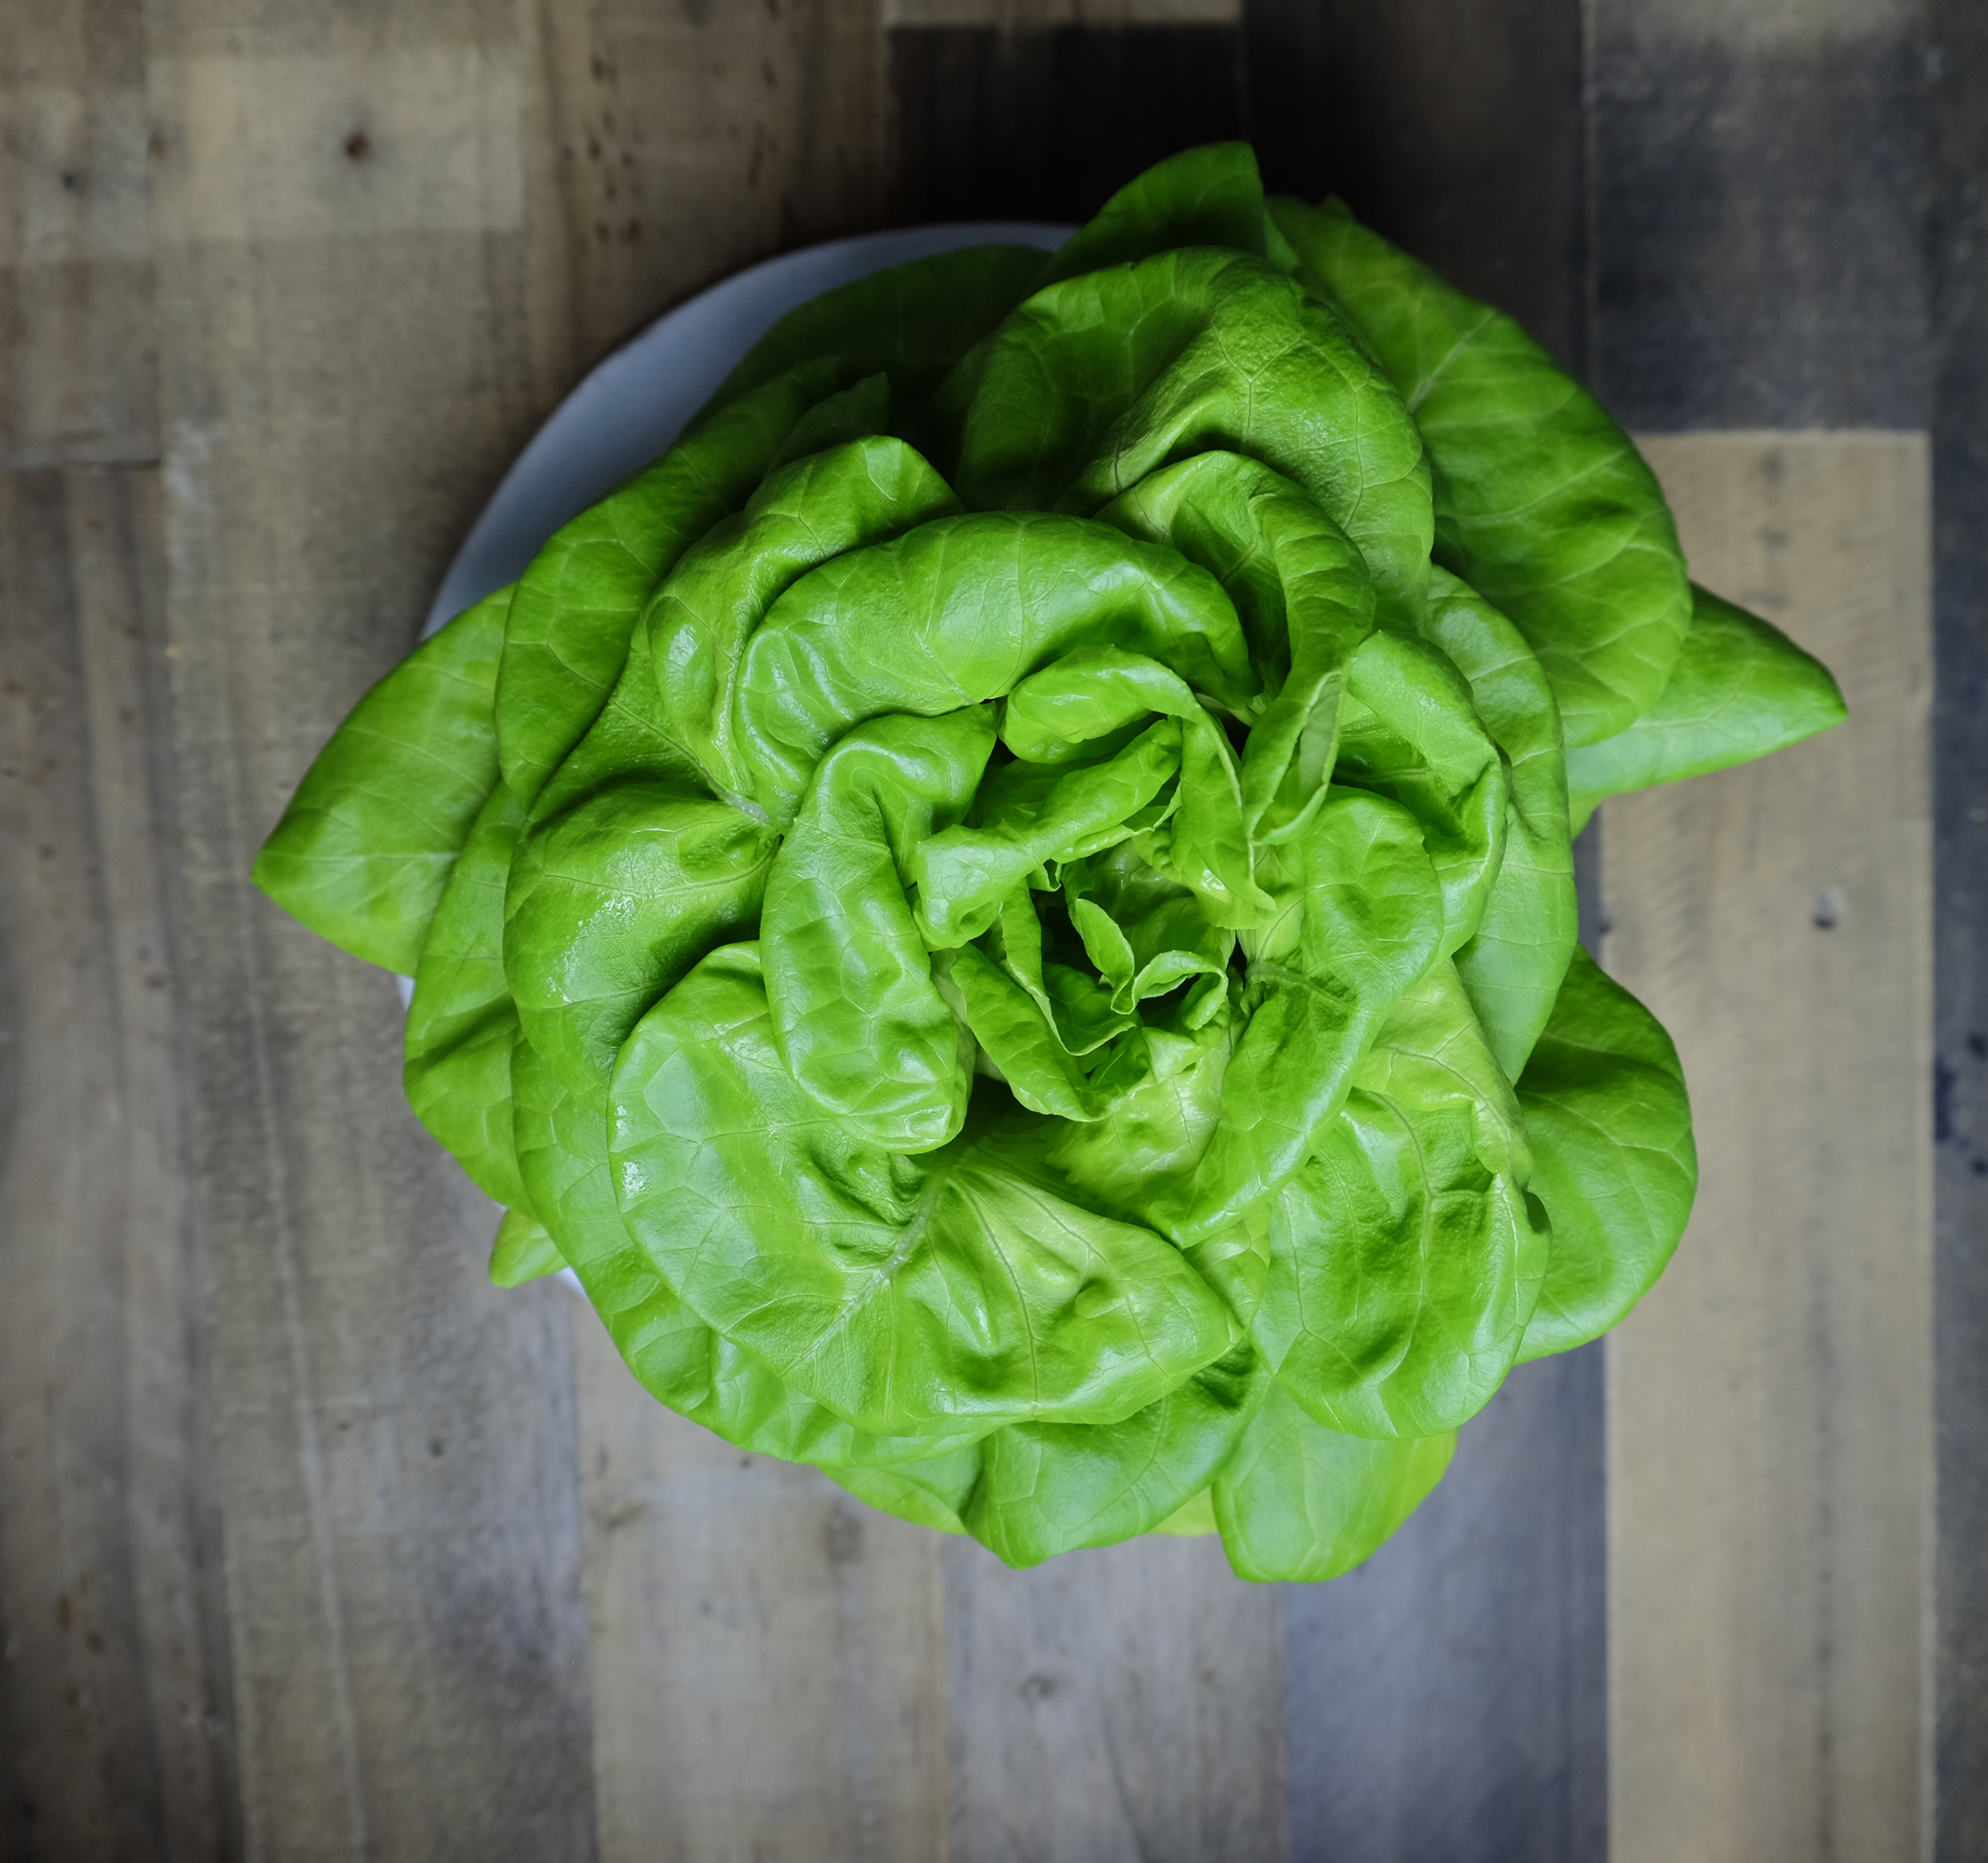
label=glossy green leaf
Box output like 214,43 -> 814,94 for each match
697,245 -> 1052,421
403,783 -> 532,1210
732,511 -> 1258,823
1565,582 -> 1848,833
503,782 -> 775,1102
513,1031 -> 990,1469
1039,142 -> 1267,285
647,436 -> 961,802
940,249 -> 1433,626
964,1340 -> 1273,1566
1255,962 -> 1551,1438
763,709 -> 993,1151
1273,194 -> 1690,747
489,1208 -> 565,1288
495,362 -> 846,806
1419,567 -> 1577,1077
1515,947 -> 1697,1361
254,586 -> 510,973
609,942 -> 1237,1437
1212,1375 -> 1454,1583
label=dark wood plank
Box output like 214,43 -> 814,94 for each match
0,0 -> 157,464
531,0 -> 890,381
0,465 -> 239,1863
1244,0 -> 1590,370
143,10 -> 598,1855
942,1535 -> 1285,1863
1928,7 -> 1988,1857
1284,1351 -> 1606,1863
1588,2 -> 1927,431
887,23 -> 1247,226
1240,7 -> 1607,1855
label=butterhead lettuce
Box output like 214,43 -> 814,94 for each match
254,146 -> 1845,1580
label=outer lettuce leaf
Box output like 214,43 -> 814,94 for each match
403,784 -> 533,1211
1565,583 -> 1847,833
1255,962 -> 1551,1439
697,245 -> 1053,422
254,586 -> 510,973
1039,142 -> 1268,285
1419,568 -> 1577,1077
1516,947 -> 1697,1361
495,363 -> 847,806
939,248 -> 1434,627
514,1031 -> 990,1471
1272,193 -> 1691,748
488,1209 -> 565,1288
647,434 -> 961,801
1212,1376 -> 1454,1583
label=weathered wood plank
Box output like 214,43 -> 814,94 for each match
1588,0 -> 1926,431
573,1324 -> 947,1863
1928,8 -> 1988,1857
942,1535 -> 1285,1863
1245,7 -> 1607,1854
1244,0 -> 1590,370
1604,432 -> 1932,1863
0,465 -> 239,1863
1284,1349 -> 1606,1863
0,0 -> 157,464
143,8 -> 597,1856
887,22 -> 1246,227
529,0 -> 888,381
521,10 -> 955,1859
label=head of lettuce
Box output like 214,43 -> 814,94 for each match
254,146 -> 1844,1581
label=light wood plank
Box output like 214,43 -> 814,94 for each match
942,1535 -> 1284,1863
0,0 -> 157,464
1605,431 -> 1933,1863
574,1324 -> 947,1863
143,8 -> 597,1856
521,8 -> 953,1856
0,466 -> 240,1862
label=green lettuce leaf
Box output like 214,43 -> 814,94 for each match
1212,1375 -> 1454,1583
1565,582 -> 1847,833
253,585 -> 510,973
1515,947 -> 1697,1361
1272,193 -> 1691,747
255,143 -> 1839,1582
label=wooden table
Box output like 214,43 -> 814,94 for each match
1,3 -> 1969,1859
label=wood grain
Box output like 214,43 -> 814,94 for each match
574,1323 -> 947,1863
1285,1349 -> 1606,1863
1588,0 -> 1926,430
529,0 -> 888,382
1927,7 -> 1988,1857
0,0 -> 157,464
0,466 -> 239,1863
886,21 -> 1246,227
1604,432 -> 1933,1863
144,6 -> 597,1856
942,1534 -> 1285,1863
